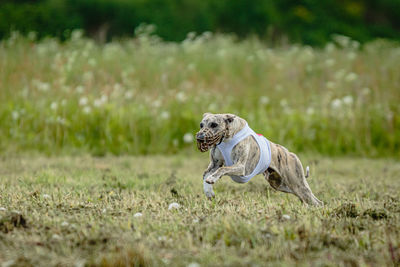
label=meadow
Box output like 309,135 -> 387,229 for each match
0,30 -> 400,266
0,30 -> 399,157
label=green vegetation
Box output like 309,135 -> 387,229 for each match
0,155 -> 399,266
1,0 -> 400,45
1,32 -> 399,157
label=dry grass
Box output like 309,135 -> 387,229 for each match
0,154 -> 399,266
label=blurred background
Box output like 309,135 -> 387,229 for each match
1,0 -> 400,45
0,0 -> 399,157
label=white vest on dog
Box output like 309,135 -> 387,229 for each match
217,124 -> 271,183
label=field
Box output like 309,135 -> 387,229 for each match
0,155 -> 399,266
0,31 -> 400,266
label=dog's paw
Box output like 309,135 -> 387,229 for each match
205,175 -> 219,184
203,180 -> 215,199
205,191 -> 215,200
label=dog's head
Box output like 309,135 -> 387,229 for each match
196,113 -> 237,152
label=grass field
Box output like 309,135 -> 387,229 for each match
0,154 -> 399,266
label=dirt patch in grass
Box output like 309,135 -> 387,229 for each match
0,211 -> 28,233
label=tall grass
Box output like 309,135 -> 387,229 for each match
1,30 -> 399,156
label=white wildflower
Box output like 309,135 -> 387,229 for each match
183,133 -> 194,144
158,236 -> 167,241
166,57 -> 174,65
345,72 -> 358,82
192,218 -> 199,223
325,59 -> 335,67
93,99 -> 103,107
325,43 -> 335,53
52,234 -> 62,241
0,207 -> 6,211
168,202 -> 180,210
42,194 -> 51,199
88,58 -> 97,66
61,221 -> 69,227
259,96 -> 269,105
94,95 -> 107,107
11,111 -> 19,120
306,107 -> 314,115
56,116 -> 66,125
100,94 -> 108,103
114,83 -> 123,91
208,103 -> 217,111
362,87 -> 371,95
347,52 -> 357,61
187,263 -> 201,267
37,82 -> 50,92
331,98 -> 342,109
153,99 -> 161,108
188,63 -> 196,71
160,111 -> 170,120
134,212 -> 143,218
342,95 -> 353,105
282,214 -> 291,220
102,209 -> 107,213
334,69 -> 346,80
280,99 -> 288,107
50,102 -> 58,110
351,40 -> 360,49
326,81 -> 335,89
83,106 -> 91,114
217,49 -> 226,58
161,73 -> 168,84
333,34 -> 351,48
76,86 -> 84,94
2,260 -> 15,267
125,90 -> 134,99
79,97 -> 88,106
176,91 -> 186,102
83,71 -> 93,82
246,55 -> 254,62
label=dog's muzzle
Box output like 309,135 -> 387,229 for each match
196,129 -> 225,152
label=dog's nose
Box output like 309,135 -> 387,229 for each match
196,132 -> 205,140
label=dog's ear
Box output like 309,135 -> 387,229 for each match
203,112 -> 212,118
224,114 -> 235,124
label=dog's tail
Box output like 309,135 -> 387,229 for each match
305,166 -> 310,178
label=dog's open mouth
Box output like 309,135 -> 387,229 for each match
196,131 -> 225,152
196,139 -> 210,152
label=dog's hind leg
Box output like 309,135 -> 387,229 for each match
264,169 -> 293,194
285,153 -> 323,206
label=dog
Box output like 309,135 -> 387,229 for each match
196,113 -> 323,206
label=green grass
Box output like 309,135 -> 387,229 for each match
1,32 -> 400,156
0,154 -> 399,266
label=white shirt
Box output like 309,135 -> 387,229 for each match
217,124 -> 271,183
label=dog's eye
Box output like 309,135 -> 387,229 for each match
200,123 -> 204,128
210,122 -> 218,128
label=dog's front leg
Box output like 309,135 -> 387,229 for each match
203,148 -> 223,199
205,144 -> 249,184
205,164 -> 246,184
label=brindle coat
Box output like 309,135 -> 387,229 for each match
196,113 -> 323,206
